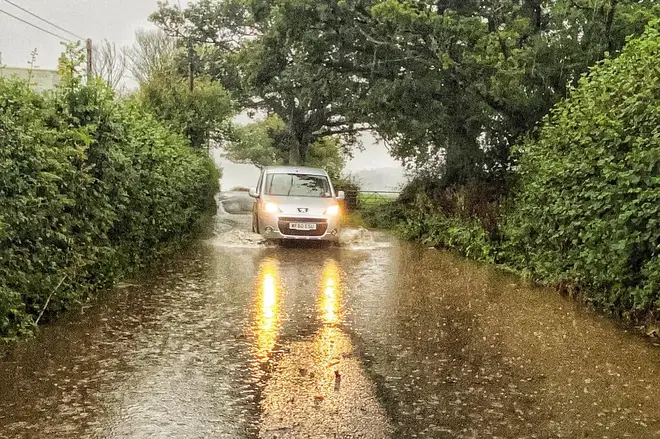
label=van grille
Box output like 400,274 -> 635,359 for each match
278,217 -> 328,237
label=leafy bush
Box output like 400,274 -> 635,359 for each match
362,189 -> 496,263
404,214 -> 497,264
333,176 -> 360,211
504,21 -> 660,318
137,72 -> 233,149
361,200 -> 406,230
0,69 -> 218,339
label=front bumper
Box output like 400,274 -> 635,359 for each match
258,213 -> 341,241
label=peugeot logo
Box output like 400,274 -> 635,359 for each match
298,208 -> 308,213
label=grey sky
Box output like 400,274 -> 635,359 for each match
0,0 -> 401,179
0,0 -> 161,69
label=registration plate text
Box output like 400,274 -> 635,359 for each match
290,223 -> 317,231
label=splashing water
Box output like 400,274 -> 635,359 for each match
210,192 -> 394,250
210,229 -> 276,249
338,228 -> 394,250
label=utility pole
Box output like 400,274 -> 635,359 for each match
188,38 -> 194,92
86,38 -> 93,83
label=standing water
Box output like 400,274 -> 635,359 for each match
1,192 -> 659,438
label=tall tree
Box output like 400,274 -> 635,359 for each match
151,0 -> 659,182
326,0 -> 660,187
137,72 -> 233,149
227,114 -> 346,178
126,28 -> 234,149
151,0 -> 367,165
125,29 -> 179,84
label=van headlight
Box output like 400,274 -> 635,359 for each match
264,202 -> 280,213
325,204 -> 340,216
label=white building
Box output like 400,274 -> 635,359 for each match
0,67 -> 60,92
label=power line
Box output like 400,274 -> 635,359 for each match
0,8 -> 72,42
4,0 -> 84,41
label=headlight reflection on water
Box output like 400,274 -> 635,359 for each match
252,258 -> 344,366
320,260 -> 342,325
254,259 -> 281,362
313,259 -> 350,391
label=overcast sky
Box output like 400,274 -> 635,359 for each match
0,0 -> 400,177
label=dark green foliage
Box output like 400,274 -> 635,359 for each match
0,73 -> 218,339
387,22 -> 660,323
226,115 -> 347,176
331,0 -> 660,187
504,22 -> 660,318
152,0 -> 364,167
361,201 -> 405,231
364,194 -> 497,264
137,72 -> 233,149
333,176 -> 361,211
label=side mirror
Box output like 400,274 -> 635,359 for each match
337,191 -> 345,200
248,188 -> 259,198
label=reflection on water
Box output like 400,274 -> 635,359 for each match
8,218 -> 659,439
258,257 -> 392,438
253,259 -> 282,363
314,260 -> 344,391
0,245 -> 263,438
320,259 -> 342,325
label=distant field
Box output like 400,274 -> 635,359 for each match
358,192 -> 399,208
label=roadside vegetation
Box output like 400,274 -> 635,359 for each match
149,0 -> 660,326
365,22 -> 660,325
0,46 -> 223,340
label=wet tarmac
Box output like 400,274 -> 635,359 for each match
1,197 -> 659,438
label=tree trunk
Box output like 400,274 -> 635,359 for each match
288,138 -> 301,165
299,137 -> 311,165
605,0 -> 619,54
523,0 -> 543,32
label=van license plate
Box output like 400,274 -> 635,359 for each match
290,223 -> 317,231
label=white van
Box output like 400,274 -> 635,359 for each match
249,166 -> 345,242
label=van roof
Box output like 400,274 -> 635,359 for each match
264,166 -> 328,176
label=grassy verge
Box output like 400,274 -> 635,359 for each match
341,210 -> 368,229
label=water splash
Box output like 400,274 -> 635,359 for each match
339,228 -> 394,250
211,191 -> 394,250
209,229 -> 276,249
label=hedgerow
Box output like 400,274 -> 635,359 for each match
504,21 -> 660,319
0,64 -> 218,339
368,21 -> 660,324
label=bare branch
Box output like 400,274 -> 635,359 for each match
314,124 -> 370,139
125,29 -> 178,84
93,40 -> 128,90
357,27 -> 395,47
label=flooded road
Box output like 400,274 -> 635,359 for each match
1,197 -> 660,439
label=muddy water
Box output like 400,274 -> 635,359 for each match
1,201 -> 660,438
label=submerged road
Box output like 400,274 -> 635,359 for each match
1,196 -> 660,438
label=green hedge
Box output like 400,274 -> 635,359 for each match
369,22 -> 660,324
504,22 -> 660,319
0,76 -> 218,339
364,197 -> 496,264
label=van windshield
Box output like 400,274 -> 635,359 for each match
264,173 -> 332,198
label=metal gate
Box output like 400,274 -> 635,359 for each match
342,190 -> 400,211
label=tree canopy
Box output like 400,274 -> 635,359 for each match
127,28 -> 234,149
151,0 -> 660,183
331,0 -> 660,186
152,0 -> 366,166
